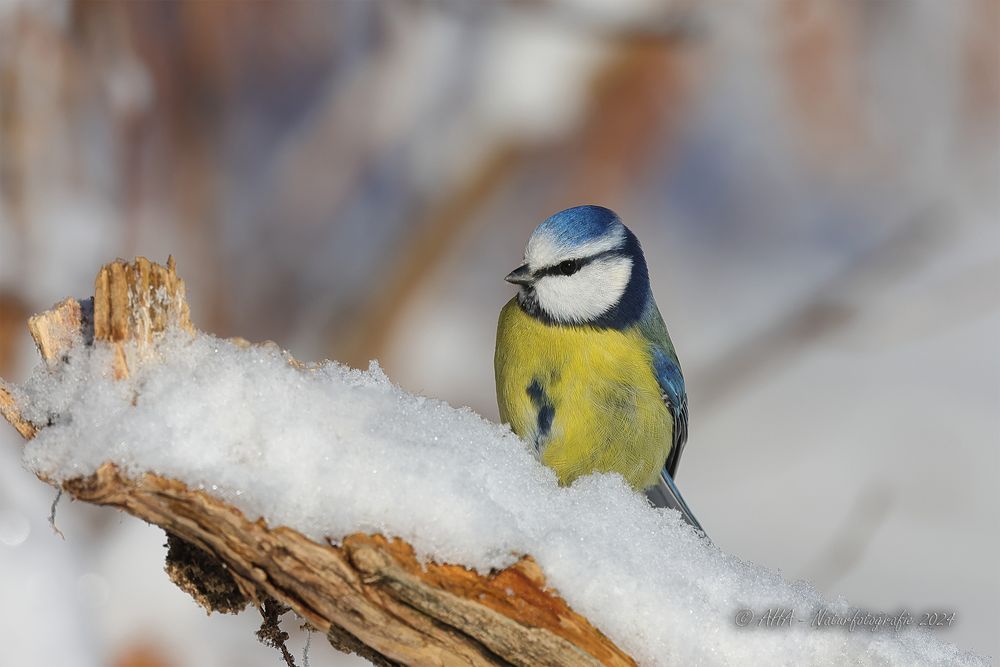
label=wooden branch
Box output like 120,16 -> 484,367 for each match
0,257 -> 636,667
0,381 -> 35,439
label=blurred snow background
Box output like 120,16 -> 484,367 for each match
0,1 -> 996,665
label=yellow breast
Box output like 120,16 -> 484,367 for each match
494,298 -> 672,490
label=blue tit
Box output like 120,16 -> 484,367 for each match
495,205 -> 703,531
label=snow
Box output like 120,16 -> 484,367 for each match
10,329 -> 987,666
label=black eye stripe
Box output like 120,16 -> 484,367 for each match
534,249 -> 623,278
558,260 -> 579,275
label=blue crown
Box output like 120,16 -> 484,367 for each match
533,205 -> 623,248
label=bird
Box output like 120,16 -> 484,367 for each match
494,205 -> 703,532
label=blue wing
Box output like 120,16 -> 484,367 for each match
651,346 -> 688,479
648,345 -> 705,533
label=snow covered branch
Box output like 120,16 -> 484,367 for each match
0,258 -> 634,667
2,258 -> 985,667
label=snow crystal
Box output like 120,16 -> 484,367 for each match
14,330 -> 988,666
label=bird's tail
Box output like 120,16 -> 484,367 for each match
646,470 -> 706,535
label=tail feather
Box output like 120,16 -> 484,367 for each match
646,470 -> 706,535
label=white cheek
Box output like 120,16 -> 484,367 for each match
534,257 -> 633,323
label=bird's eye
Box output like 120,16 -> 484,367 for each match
558,260 -> 580,276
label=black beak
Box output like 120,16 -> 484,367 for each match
504,264 -> 534,286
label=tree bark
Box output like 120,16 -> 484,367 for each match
0,257 -> 636,667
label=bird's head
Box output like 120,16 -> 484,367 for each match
506,205 -> 650,327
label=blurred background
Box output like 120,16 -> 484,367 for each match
0,1 -> 997,665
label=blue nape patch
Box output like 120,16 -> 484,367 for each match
526,379 -> 555,450
534,205 -> 622,248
